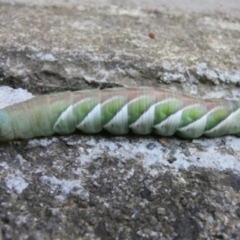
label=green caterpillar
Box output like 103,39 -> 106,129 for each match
0,87 -> 240,141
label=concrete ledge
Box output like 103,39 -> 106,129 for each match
1,1 -> 240,239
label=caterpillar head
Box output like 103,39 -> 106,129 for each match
0,110 -> 14,141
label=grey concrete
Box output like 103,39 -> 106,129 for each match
1,1 -> 240,239
1,0 -> 240,17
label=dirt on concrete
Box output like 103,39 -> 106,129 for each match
0,1 -> 240,239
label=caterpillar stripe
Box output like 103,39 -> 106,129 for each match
0,87 -> 240,141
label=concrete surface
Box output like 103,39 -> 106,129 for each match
1,0 -> 240,239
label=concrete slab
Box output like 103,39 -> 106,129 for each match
1,1 -> 240,239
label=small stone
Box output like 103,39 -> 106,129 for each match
135,152 -> 144,160
167,156 -> 177,163
148,32 -> 155,39
157,207 -> 166,216
206,215 -> 214,224
146,143 -> 157,150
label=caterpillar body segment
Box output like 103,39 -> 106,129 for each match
0,87 -> 240,141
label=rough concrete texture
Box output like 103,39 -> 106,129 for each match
1,1 -> 240,239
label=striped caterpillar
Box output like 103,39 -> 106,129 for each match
0,87 -> 240,141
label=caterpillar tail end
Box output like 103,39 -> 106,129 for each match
0,110 -> 14,141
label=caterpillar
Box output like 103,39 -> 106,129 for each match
0,87 -> 240,141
